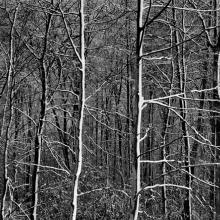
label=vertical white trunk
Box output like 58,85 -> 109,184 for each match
133,0 -> 143,219
70,0 -> 85,219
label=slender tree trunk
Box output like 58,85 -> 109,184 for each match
51,98 -> 70,170
215,111 -> 220,220
70,0 -> 85,218
12,91 -> 22,209
113,80 -> 122,182
125,0 -> 132,181
104,92 -> 111,185
214,33 -> 220,220
161,74 -> 174,218
180,3 -> 192,219
100,90 -> 104,166
26,87 -> 32,195
179,51 -> 192,220
191,73 -> 206,177
95,95 -> 99,166
208,0 -> 220,219
0,5 -> 19,219
206,1 -> 217,218
30,12 -> 52,220
171,1 -> 191,218
143,89 -> 153,186
130,0 -> 143,219
214,0 -> 220,216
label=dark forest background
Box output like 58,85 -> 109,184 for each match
0,0 -> 220,219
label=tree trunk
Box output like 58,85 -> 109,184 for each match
30,11 -> 52,220
161,74 -> 174,218
0,5 -> 19,219
26,87 -> 32,196
170,1 -> 191,218
125,0 -> 132,181
130,0 -> 143,219
213,40 -> 220,220
69,0 -> 85,218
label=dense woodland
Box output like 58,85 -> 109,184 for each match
1,0 -> 220,219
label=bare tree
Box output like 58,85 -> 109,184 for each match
30,7 -> 53,220
0,4 -> 19,219
130,0 -> 143,219
61,0 -> 86,218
